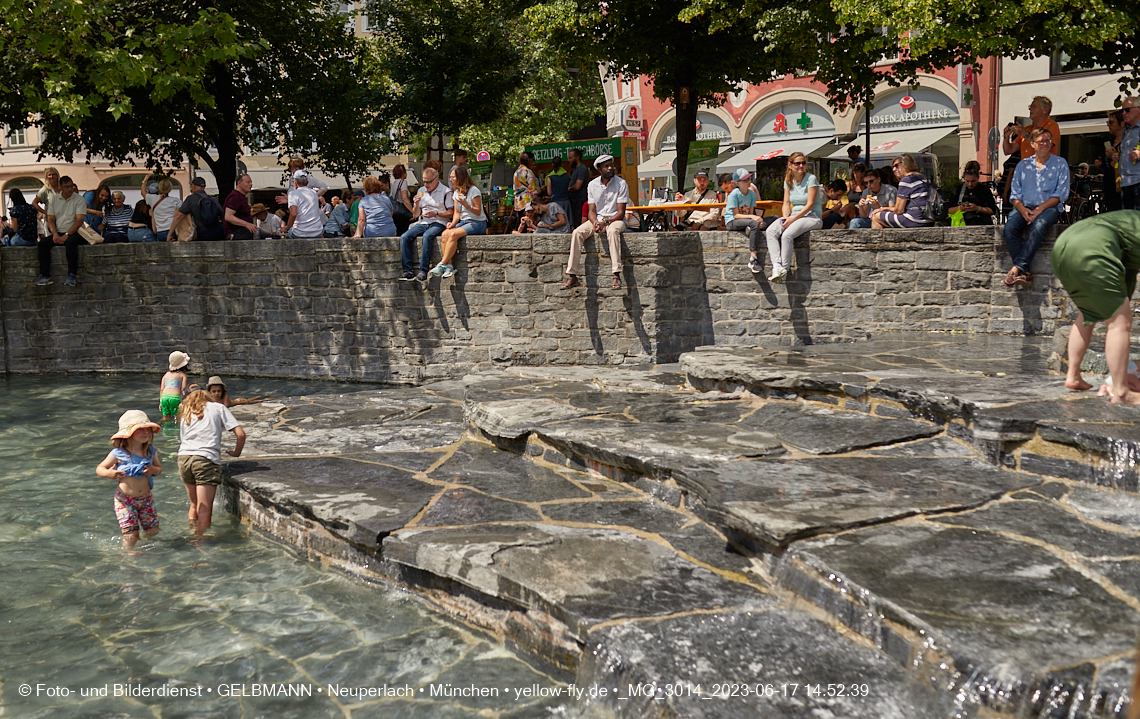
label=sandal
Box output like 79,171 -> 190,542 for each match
561,275 -> 580,290
1001,268 -> 1021,287
612,275 -> 622,290
1013,271 -> 1033,287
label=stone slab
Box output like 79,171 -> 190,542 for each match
466,398 -> 602,440
225,457 -> 439,549
860,436 -> 976,458
383,523 -> 770,637
578,608 -> 948,719
678,457 -> 1040,549
736,403 -> 941,454
430,444 -> 593,502
418,488 -> 543,526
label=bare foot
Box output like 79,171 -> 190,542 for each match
1066,377 -> 1092,391
1111,389 -> 1140,405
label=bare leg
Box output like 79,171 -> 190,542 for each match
183,481 -> 198,523
1065,313 -> 1095,390
440,227 -> 468,266
143,527 -> 160,538
122,531 -> 139,548
194,484 -> 218,535
1104,301 -> 1140,405
871,211 -> 886,229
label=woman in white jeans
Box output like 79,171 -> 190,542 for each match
765,152 -> 822,282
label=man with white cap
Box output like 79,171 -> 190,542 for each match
563,154 -> 629,290
283,170 -> 324,239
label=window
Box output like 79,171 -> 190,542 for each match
1050,51 -> 1104,76
5,127 -> 27,147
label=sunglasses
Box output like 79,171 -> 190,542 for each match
790,161 -> 806,166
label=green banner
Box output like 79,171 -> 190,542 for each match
524,138 -> 621,164
683,139 -> 720,191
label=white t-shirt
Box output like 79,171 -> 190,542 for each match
587,175 -> 630,219
415,183 -> 454,226
454,185 -> 486,222
147,193 -> 178,233
178,402 -> 241,464
259,213 -> 283,235
288,187 -> 324,237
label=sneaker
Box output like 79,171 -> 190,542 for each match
748,257 -> 762,274
441,265 -> 455,279
35,275 -> 53,286
768,267 -> 787,283
398,271 -> 416,281
415,271 -> 428,282
429,263 -> 447,277
64,274 -> 77,286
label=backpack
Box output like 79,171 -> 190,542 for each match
921,178 -> 949,224
191,192 -> 225,240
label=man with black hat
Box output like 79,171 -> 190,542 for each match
173,176 -> 226,241
673,169 -> 720,230
563,153 -> 629,290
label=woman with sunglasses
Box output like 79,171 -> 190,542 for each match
764,152 -> 822,282
872,154 -> 934,229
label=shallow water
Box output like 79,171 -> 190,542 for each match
0,374 -> 564,718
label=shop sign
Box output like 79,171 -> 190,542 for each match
525,138 -> 621,163
749,101 -> 834,143
957,64 -> 979,109
621,104 -> 643,131
660,113 -> 732,150
861,87 -> 959,130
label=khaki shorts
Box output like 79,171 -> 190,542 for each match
178,455 -> 223,486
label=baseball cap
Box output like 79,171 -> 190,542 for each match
190,177 -> 206,187
732,168 -> 753,182
292,169 -> 308,180
694,169 -> 709,179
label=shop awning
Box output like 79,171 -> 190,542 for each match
718,137 -> 836,173
637,150 -> 676,179
829,126 -> 957,160
193,167 -> 364,193
1057,118 -> 1110,135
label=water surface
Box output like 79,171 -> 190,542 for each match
0,374 -> 563,718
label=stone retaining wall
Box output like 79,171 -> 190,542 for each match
0,227 -> 1066,379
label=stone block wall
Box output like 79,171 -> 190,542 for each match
0,226 -> 1067,379
700,225 -> 1066,346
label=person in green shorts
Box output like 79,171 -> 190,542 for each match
1051,210 -> 1140,404
159,351 -> 191,422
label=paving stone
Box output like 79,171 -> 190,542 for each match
383,523 -> 770,636
536,419 -> 784,479
430,444 -> 592,502
578,608 -> 948,719
869,370 -> 1070,421
466,398 -> 602,439
418,488 -> 543,526
338,450 -> 448,473
860,436 -> 976,458
787,520 -> 1140,714
506,365 -> 687,392
225,457 -> 438,548
677,457 -> 1040,549
736,403 -> 941,454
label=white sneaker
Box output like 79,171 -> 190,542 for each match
767,267 -> 783,282
770,268 -> 788,283
429,263 -> 447,277
441,265 -> 455,278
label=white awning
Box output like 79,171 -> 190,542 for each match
637,151 -> 675,179
1057,118 -> 1110,135
718,137 -> 835,173
829,126 -> 957,160
192,167 -> 357,193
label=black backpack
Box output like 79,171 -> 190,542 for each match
922,178 -> 949,224
191,192 -> 225,240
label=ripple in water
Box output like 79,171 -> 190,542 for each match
0,374 -> 565,718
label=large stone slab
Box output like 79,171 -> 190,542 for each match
430,444 -> 593,502
383,523 -> 770,637
536,419 -> 784,479
737,403 -> 941,454
506,365 -> 687,393
466,398 -> 602,440
678,456 -> 1040,549
785,511 -> 1140,717
225,457 -> 439,549
418,488 -> 543,526
577,608 -> 948,719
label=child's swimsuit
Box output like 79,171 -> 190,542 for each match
114,490 -> 159,534
160,375 -> 183,417
112,446 -> 157,489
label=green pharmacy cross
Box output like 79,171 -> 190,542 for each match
796,112 -> 812,131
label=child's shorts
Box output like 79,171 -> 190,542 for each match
178,455 -> 223,486
115,490 -> 159,534
160,394 -> 181,417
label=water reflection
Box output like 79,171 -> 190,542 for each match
0,374 -> 563,717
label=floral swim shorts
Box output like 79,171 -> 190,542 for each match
114,490 -> 159,534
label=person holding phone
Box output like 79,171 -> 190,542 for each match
949,162 -> 998,226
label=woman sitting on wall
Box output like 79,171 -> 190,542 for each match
871,153 -> 935,229
764,152 -> 823,282
352,175 -> 396,239
432,166 -> 488,278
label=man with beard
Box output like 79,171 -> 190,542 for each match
563,154 -> 629,291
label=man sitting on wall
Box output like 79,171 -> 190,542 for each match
1002,127 -> 1069,288
822,179 -> 856,229
849,169 -> 897,229
673,169 -> 721,230
948,162 -> 998,226
562,154 -> 629,291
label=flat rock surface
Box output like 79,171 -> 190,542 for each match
737,403 -> 940,454
578,608 -> 948,719
383,523 -> 770,637
679,456 -> 1040,549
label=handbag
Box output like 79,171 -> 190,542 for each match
391,180 -> 413,221
78,222 -> 103,244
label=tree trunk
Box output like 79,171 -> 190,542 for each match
207,62 -> 240,197
672,81 -> 698,193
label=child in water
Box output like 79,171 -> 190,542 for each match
159,351 -> 191,423
205,376 -> 265,407
96,410 -> 164,547
177,389 -> 244,535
